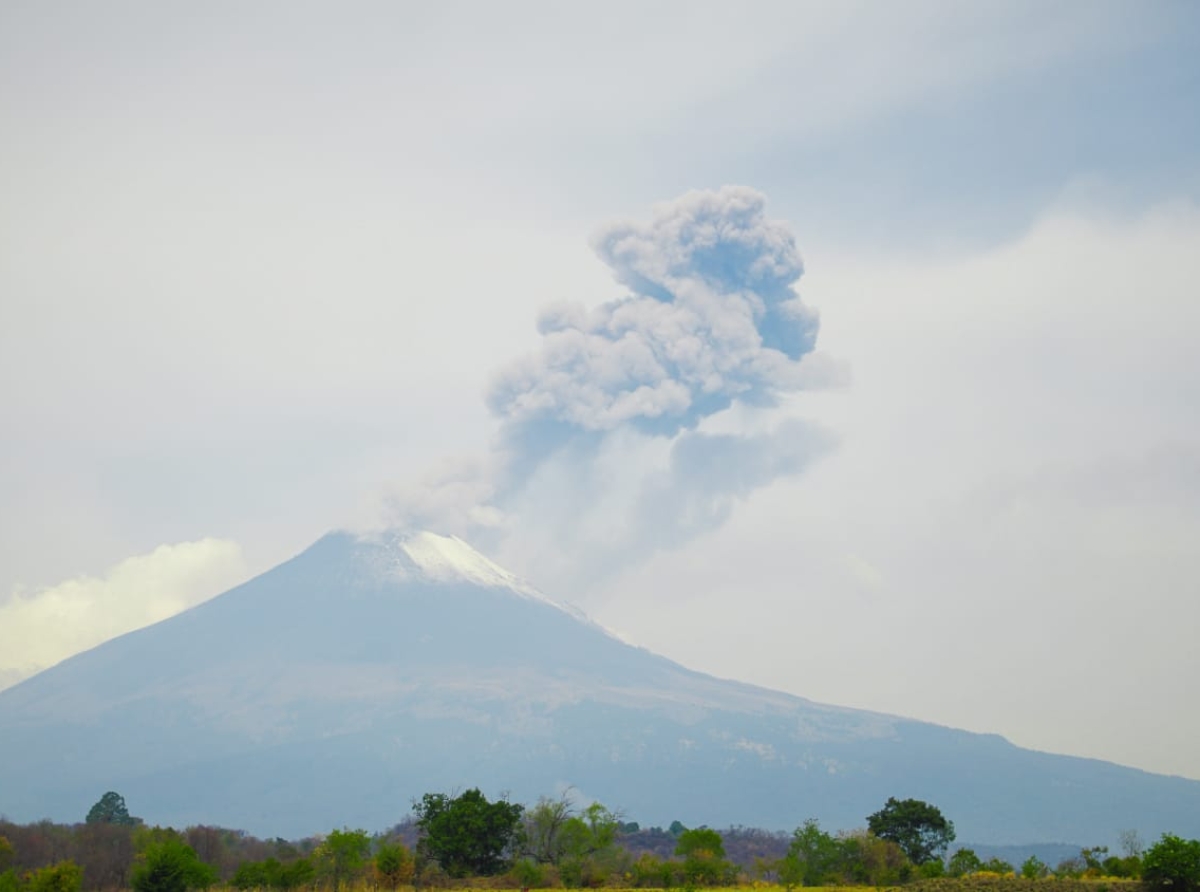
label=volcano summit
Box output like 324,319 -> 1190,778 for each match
1,530 -> 1197,842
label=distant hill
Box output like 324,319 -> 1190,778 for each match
1,530 -> 1198,843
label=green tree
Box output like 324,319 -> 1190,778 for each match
231,861 -> 270,891
947,848 -> 982,877
511,858 -> 544,892
232,857 -> 315,892
918,859 -> 945,879
779,820 -> 840,888
575,803 -> 620,857
1082,845 -> 1109,876
522,794 -> 619,867
631,854 -> 670,889
523,795 -> 576,865
27,862 -> 84,892
374,842 -> 415,890
556,803 -> 624,888
316,829 -> 370,892
1104,854 -> 1142,878
1055,857 -> 1085,878
674,828 -> 724,861
131,839 -> 216,892
1021,856 -> 1048,879
0,841 -> 14,892
835,831 -> 910,886
134,826 -> 181,849
413,788 -> 525,877
866,797 -> 955,865
675,828 -> 731,886
86,792 -> 138,826
278,858 -> 315,890
1143,834 -> 1200,892
980,857 -> 1014,874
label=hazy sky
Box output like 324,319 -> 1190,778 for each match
2,1 -> 1199,780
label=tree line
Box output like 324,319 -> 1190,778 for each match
2,790 -> 1198,892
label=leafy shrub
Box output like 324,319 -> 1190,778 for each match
375,842 -> 415,890
1143,833 -> 1200,892
920,859 -> 947,879
1021,856 -> 1048,879
509,858 -> 544,891
949,849 -> 983,877
1054,857 -> 1084,879
26,863 -> 83,892
980,857 -> 1014,875
131,839 -> 215,892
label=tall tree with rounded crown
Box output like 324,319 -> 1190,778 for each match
866,798 -> 955,866
86,791 -> 137,826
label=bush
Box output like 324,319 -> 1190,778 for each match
1055,857 -> 1084,879
375,842 -> 415,890
980,857 -> 1014,875
1103,855 -> 1141,878
1022,856 -> 1048,879
510,859 -> 544,891
948,849 -> 983,878
1143,833 -> 1200,892
416,862 -> 450,889
231,863 -> 257,890
630,854 -> 667,888
131,840 -> 216,892
919,860 -> 946,879
27,862 -> 83,892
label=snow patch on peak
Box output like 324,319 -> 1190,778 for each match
399,531 -> 537,595
350,529 -> 575,614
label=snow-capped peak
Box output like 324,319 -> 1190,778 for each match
350,529 -> 574,613
397,531 -> 537,594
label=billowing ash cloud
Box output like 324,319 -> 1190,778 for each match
389,186 -> 836,593
488,186 -> 819,440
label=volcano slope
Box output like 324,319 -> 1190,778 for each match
1,530 -> 1197,841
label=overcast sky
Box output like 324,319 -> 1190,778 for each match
2,1 -> 1199,781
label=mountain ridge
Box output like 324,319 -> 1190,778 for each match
1,529 -> 1197,843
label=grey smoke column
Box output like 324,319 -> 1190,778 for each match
393,186 -> 834,585
489,185 -> 820,443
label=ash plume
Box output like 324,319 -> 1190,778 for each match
389,186 -> 837,592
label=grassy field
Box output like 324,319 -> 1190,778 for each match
270,888 -> 1142,892
307,879 -> 1143,892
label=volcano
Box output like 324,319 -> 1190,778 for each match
1,530 -> 1197,842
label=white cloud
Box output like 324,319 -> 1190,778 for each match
0,539 -> 248,689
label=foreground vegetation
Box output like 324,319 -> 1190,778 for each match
1,790 -> 1196,892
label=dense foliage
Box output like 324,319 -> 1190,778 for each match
130,839 -> 215,892
675,828 -> 735,886
867,798 -> 957,866
372,842 -> 414,890
1142,833 -> 1200,892
85,794 -> 137,828
0,789 -> 1194,890
412,789 -> 524,878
